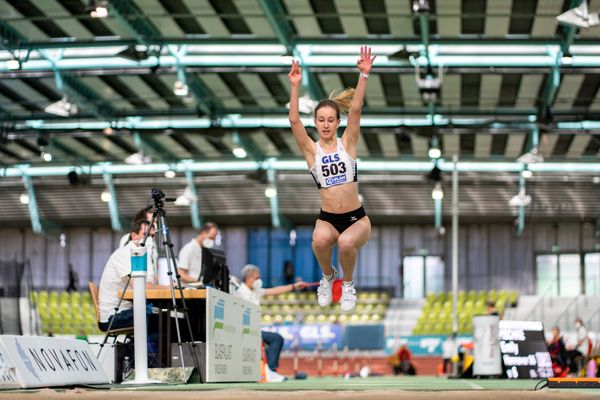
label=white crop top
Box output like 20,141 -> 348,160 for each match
309,140 -> 357,189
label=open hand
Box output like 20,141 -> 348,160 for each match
357,46 -> 376,75
288,59 -> 302,87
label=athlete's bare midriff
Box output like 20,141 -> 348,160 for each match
319,182 -> 361,214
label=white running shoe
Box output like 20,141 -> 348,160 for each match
265,365 -> 287,382
317,267 -> 338,307
340,281 -> 357,312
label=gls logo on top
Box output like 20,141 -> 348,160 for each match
321,154 -> 340,164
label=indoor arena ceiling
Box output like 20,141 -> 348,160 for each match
0,0 -> 599,229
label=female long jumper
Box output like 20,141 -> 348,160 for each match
288,46 -> 376,312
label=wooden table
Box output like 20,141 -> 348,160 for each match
121,288 -> 206,300
119,288 -> 207,365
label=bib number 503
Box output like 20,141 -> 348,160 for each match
322,162 -> 346,177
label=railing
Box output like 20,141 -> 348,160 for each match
522,279 -> 559,322
585,275 -> 599,296
587,307 -> 600,333
550,295 -> 581,331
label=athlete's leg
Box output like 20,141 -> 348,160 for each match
312,219 -> 339,276
313,220 -> 340,307
337,216 -> 371,282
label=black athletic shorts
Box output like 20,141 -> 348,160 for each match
318,206 -> 367,234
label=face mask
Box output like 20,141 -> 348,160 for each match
575,322 -> 582,329
202,238 -> 215,248
252,279 -> 263,291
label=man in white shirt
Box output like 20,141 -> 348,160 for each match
119,208 -> 158,284
98,217 -> 167,332
235,264 -> 307,382
177,222 -> 219,283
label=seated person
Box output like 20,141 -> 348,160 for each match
393,344 -> 416,375
177,223 -> 219,284
235,264 -> 307,382
547,326 -> 568,374
98,217 -> 168,335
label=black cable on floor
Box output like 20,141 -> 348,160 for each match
534,379 -> 548,391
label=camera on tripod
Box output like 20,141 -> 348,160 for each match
151,188 -> 166,206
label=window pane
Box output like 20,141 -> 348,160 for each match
559,254 -> 581,297
585,253 -> 600,296
536,255 -> 558,296
425,256 -> 444,294
403,256 -> 424,298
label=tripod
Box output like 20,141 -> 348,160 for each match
142,188 -> 201,377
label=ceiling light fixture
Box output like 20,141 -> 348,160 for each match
428,136 -> 442,159
412,0 -> 430,14
264,186 -> 277,198
509,189 -> 532,207
521,169 -> 533,179
232,146 -> 247,158
556,0 -> 599,28
44,97 -> 78,117
431,182 -> 444,200
173,80 -> 189,96
88,0 -> 108,18
19,193 -> 30,205
517,147 -> 544,164
174,186 -> 197,206
100,189 -> 112,203
41,151 -> 52,162
286,94 -> 318,114
6,59 -> 20,70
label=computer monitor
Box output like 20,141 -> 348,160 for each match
200,247 -> 229,293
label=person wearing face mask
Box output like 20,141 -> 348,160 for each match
565,317 -> 590,375
235,264 -> 308,382
177,222 -> 219,284
119,208 -> 158,284
98,217 -> 169,333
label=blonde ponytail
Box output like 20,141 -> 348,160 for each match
329,88 -> 355,114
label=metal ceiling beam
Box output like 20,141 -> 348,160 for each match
258,0 -> 325,100
12,52 -> 600,72
434,197 -> 442,231
232,131 -> 265,162
559,0 -> 582,54
0,19 -> 116,121
17,115 -> 600,133
21,172 -> 43,234
265,164 -> 282,229
132,131 -> 177,161
539,0 -> 581,120
14,37 -> 597,51
107,0 -> 162,48
106,3 -> 224,118
58,73 -> 117,120
0,20 -> 30,61
184,167 -> 201,230
102,171 -> 123,231
185,71 -> 223,117
516,172 -> 526,236
3,159 -> 600,178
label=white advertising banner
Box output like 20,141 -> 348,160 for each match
0,335 -> 109,388
205,287 -> 261,382
473,315 -> 502,376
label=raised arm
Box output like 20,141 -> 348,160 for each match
344,46 -> 376,148
288,60 -> 315,158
